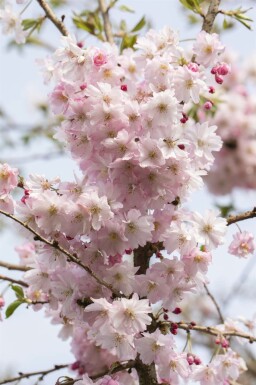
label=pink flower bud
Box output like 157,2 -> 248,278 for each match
0,297 -> 5,307
80,83 -> 87,91
217,63 -> 230,76
187,354 -> 194,365
187,63 -> 199,72
172,307 -> 182,314
215,74 -> 223,84
203,101 -> 213,110
194,356 -> 201,365
93,52 -> 107,67
121,84 -> 128,91
208,86 -> 215,94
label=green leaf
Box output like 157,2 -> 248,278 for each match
120,19 -> 127,32
222,18 -> 234,30
120,34 -> 137,52
92,12 -> 103,33
131,16 -> 146,33
5,300 -> 23,318
22,18 -> 37,31
216,204 -> 234,218
119,5 -> 135,13
179,0 -> 202,13
73,15 -> 95,34
11,285 -> 25,299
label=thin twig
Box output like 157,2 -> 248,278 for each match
0,261 -> 30,272
0,364 -> 69,385
36,0 -> 69,36
0,210 -> 119,296
204,283 -> 224,323
0,274 -> 28,287
98,0 -> 114,44
227,207 -> 256,226
202,0 -> 221,33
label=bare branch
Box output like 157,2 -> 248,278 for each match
0,261 -> 30,272
0,364 -> 69,385
0,274 -> 28,287
227,207 -> 256,226
36,0 -> 69,36
204,283 -> 224,323
0,210 -> 119,296
202,0 -> 221,33
98,0 -> 114,44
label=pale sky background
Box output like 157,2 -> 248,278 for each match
0,0 -> 256,383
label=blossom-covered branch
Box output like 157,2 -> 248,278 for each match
227,208 -> 256,226
0,260 -> 30,272
98,0 -> 114,43
0,364 -> 69,385
166,321 -> 256,343
202,0 -> 221,33
0,210 -> 119,296
36,0 -> 69,36
0,274 -> 28,287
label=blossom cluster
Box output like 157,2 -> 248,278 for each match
1,27 -> 249,384
205,51 -> 256,195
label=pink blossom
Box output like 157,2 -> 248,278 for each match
228,231 -> 255,258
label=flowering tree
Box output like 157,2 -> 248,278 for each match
0,1 -> 256,385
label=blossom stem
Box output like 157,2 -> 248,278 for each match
204,283 -> 224,323
0,261 -> 30,272
98,0 -> 114,44
0,364 -> 69,385
0,274 -> 28,287
202,0 -> 221,33
36,0 -> 69,36
0,210 -> 120,296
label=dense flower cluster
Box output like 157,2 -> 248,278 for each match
205,51 -> 256,194
1,28 -> 251,384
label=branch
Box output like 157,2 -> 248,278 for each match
227,207 -> 256,226
202,0 -> 221,33
98,0 -> 114,44
0,210 -> 119,297
0,261 -> 30,272
36,0 -> 69,36
0,364 -> 69,385
162,321 -> 256,343
204,283 -> 224,323
0,274 -> 28,287
90,360 -> 135,380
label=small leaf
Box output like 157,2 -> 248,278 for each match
22,18 -> 37,31
120,19 -> 127,32
120,34 -> 137,52
11,285 -> 25,299
5,300 -> 23,318
131,16 -> 146,33
119,5 -> 135,13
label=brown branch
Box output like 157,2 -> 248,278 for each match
0,210 -> 119,297
227,207 -> 256,226
202,0 -> 221,33
0,274 -> 28,287
98,0 -> 114,44
0,261 -> 30,272
162,321 -> 256,343
0,364 -> 69,385
204,283 -> 224,323
90,360 -> 136,380
36,0 -> 69,36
